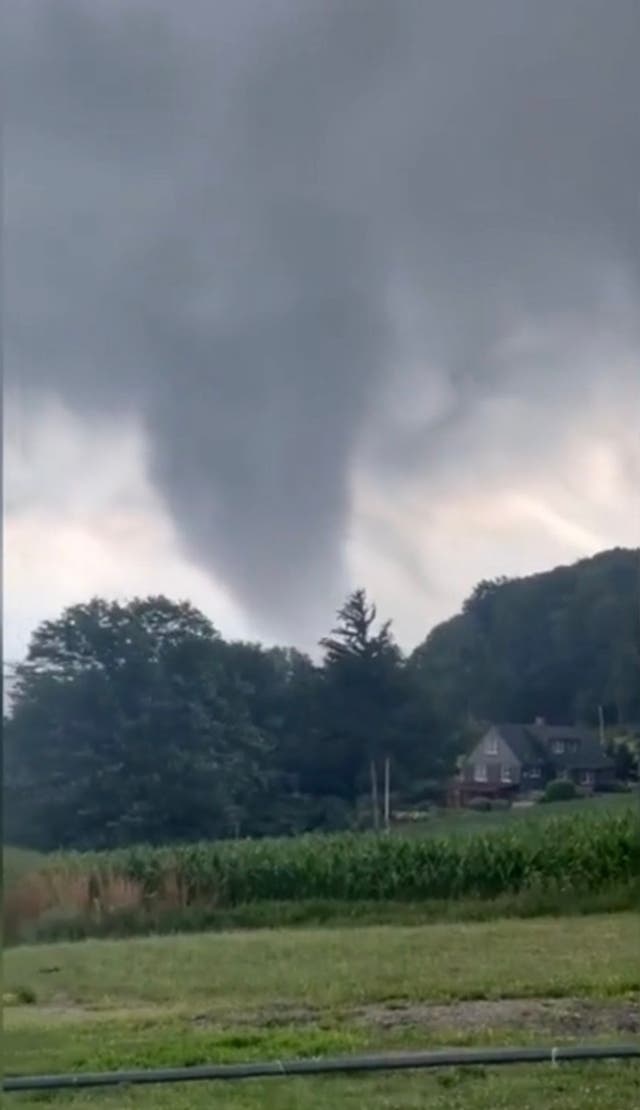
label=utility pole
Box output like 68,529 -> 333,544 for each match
383,756 -> 391,834
598,705 -> 605,748
370,759 -> 380,832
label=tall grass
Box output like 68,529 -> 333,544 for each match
5,808 -> 638,944
2,847 -> 43,891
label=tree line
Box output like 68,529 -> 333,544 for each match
4,547 -> 638,851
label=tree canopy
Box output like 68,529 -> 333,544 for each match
411,547 -> 640,730
5,598 -> 267,848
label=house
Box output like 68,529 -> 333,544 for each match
460,721 -> 615,799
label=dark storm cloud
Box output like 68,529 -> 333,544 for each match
5,0 -> 639,638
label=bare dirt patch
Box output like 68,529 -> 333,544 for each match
9,996 -> 639,1038
190,1002 -> 319,1029
349,997 -> 640,1036
188,996 -> 640,1036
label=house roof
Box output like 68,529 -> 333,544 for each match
491,723 -> 613,771
491,723 -> 544,764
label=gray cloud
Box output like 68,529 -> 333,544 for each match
5,0 -> 639,641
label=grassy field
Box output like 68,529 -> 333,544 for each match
6,1062 -> 640,1109
395,792 -> 637,838
5,913 -> 640,1108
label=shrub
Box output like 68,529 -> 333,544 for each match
402,779 -> 447,806
467,796 -> 492,811
3,985 -> 37,1005
541,779 -> 578,803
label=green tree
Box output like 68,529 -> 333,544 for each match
319,590 -> 406,828
215,641 -> 329,834
5,597 -> 268,849
411,547 -> 640,736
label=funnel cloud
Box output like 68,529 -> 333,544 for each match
5,0 -> 640,647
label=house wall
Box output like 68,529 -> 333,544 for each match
567,766 -> 614,790
462,727 -> 522,787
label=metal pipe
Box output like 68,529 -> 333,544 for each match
4,1044 -> 639,1092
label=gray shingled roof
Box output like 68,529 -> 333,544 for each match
494,723 -> 613,771
492,724 -> 545,764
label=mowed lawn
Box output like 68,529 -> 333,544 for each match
6,913 -> 639,1011
5,913 -> 640,1109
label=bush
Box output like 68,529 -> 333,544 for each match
467,796 -> 492,811
541,779 -> 578,803
311,796 -> 354,833
402,779 -> 447,806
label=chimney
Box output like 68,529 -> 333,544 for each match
534,716 -> 546,727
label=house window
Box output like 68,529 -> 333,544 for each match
501,765 -> 513,783
552,740 -> 565,755
474,763 -> 488,783
581,770 -> 594,787
528,765 -> 541,779
485,735 -> 498,755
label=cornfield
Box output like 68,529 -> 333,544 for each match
38,808 -> 640,909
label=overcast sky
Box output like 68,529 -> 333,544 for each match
5,0 -> 640,661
